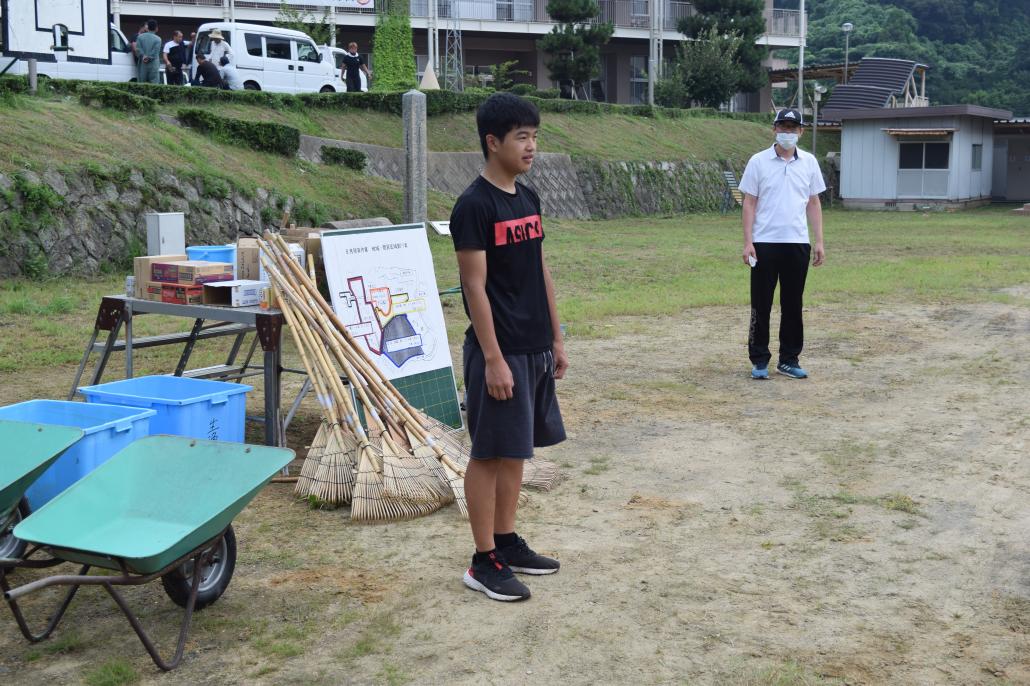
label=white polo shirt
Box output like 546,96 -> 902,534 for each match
739,145 -> 826,244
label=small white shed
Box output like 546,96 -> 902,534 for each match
826,105 -> 1013,210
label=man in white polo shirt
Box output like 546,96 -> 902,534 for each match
739,108 -> 826,380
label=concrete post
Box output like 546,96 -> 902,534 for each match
402,90 -> 428,225
27,59 -> 37,95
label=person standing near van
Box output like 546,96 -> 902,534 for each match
341,42 -> 371,92
162,31 -> 190,86
208,30 -> 234,68
134,20 -> 162,85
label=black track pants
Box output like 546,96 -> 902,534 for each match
748,242 -> 810,367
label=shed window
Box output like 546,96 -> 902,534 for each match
899,142 -> 950,170
972,144 -> 983,171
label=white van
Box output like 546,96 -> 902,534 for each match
319,46 -> 369,92
3,23 -> 138,82
193,23 -> 341,94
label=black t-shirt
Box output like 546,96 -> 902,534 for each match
450,176 -> 552,354
193,61 -> 223,88
342,53 -> 364,80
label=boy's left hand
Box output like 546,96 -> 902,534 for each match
552,343 -> 568,380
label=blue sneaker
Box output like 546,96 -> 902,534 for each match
751,364 -> 769,380
776,362 -> 808,379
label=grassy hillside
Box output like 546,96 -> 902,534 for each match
0,94 -> 455,222
156,101 -> 778,163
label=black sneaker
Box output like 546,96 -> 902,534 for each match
497,536 -> 560,575
462,551 -> 531,602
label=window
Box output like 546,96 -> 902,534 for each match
297,41 -> 320,63
629,55 -> 648,105
194,31 -> 230,56
53,24 -> 69,49
972,143 -> 983,171
898,141 -> 950,198
245,33 -> 263,57
899,142 -> 950,170
266,37 -> 291,60
110,28 -> 129,53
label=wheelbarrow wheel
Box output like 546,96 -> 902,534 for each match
161,526 -> 236,610
0,498 -> 31,567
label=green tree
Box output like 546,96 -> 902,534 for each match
370,0 -> 416,92
539,0 -> 613,99
656,28 -> 743,108
680,0 -> 767,93
274,3 -> 335,46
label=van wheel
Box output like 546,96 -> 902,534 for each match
320,85 -> 336,93
244,81 -> 261,91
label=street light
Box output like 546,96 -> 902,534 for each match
842,22 -> 854,85
812,83 -> 827,156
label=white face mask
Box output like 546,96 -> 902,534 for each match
776,132 -> 799,150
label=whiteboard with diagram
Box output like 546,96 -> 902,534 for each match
321,224 -> 462,428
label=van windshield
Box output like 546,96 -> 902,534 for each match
110,29 -> 129,53
195,30 -> 231,55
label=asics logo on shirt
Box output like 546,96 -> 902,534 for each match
494,215 -> 542,246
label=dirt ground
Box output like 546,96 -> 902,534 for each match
1,295 -> 1028,685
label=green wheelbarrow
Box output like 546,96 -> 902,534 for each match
0,420 -> 85,563
1,435 -> 293,671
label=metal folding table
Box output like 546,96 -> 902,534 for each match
70,296 -> 286,446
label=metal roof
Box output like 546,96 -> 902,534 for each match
849,58 -> 927,93
823,84 -> 895,110
824,104 -> 1012,121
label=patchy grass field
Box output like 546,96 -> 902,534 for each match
0,206 -> 1028,685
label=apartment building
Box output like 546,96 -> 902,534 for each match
112,0 -> 800,106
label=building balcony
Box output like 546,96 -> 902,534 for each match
119,0 -> 800,38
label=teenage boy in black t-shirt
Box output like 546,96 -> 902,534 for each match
450,93 -> 568,602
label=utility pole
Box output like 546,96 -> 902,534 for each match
797,0 -> 805,108
647,0 -> 664,105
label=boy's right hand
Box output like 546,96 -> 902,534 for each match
485,358 -> 514,401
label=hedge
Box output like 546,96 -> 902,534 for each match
10,76 -> 777,125
78,84 -> 157,114
177,108 -> 301,156
321,146 -> 368,171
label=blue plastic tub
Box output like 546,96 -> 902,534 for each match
186,245 -> 237,276
78,376 -> 252,443
0,400 -> 155,509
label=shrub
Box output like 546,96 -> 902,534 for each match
0,75 -> 30,95
372,4 -> 417,92
177,108 -> 301,156
321,146 -> 367,171
532,88 -> 560,99
78,85 -> 157,114
510,83 -> 536,96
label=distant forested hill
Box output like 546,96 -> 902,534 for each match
775,0 -> 1030,114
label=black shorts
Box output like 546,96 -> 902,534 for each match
463,339 -> 566,459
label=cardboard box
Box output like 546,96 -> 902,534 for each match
134,254 -> 187,298
202,280 -> 267,308
160,283 -> 205,305
236,238 -> 264,282
140,281 -> 165,302
151,260 -> 234,285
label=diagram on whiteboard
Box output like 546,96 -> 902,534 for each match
336,268 -> 440,370
320,224 -> 462,427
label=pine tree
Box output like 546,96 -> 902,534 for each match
679,0 -> 767,94
539,0 -> 613,99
